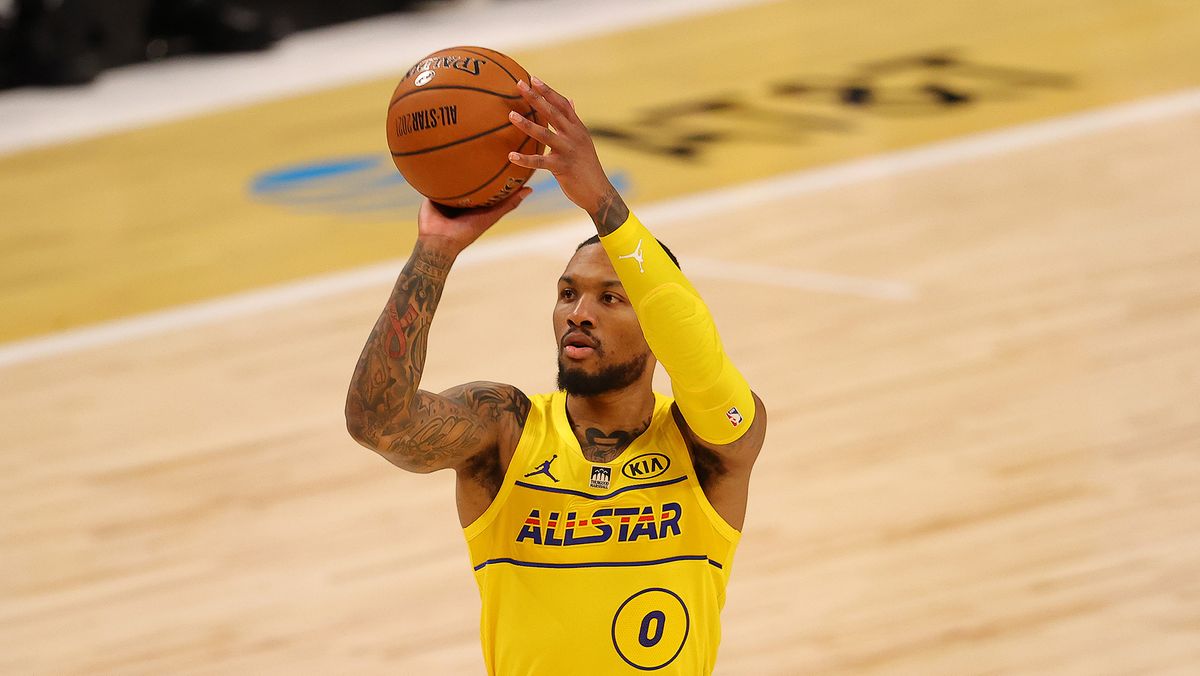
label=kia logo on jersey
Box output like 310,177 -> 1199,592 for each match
621,452 -> 670,480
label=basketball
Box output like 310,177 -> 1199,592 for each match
386,46 -> 543,208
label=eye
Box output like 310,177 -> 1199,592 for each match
602,292 -> 620,304
559,288 -> 576,300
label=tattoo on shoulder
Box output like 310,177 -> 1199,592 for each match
590,186 -> 629,236
455,383 -> 532,428
508,389 -> 532,424
384,404 -> 481,466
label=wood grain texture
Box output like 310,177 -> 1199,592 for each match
2,111 -> 1199,674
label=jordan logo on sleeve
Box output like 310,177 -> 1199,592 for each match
618,239 -> 645,273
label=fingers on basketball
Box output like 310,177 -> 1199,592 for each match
386,46 -> 544,208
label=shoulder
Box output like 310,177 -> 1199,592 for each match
436,381 -> 533,462
439,381 -> 532,428
438,382 -> 534,481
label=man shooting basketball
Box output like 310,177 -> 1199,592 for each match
346,76 -> 767,675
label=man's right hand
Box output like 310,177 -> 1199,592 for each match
417,187 -> 533,255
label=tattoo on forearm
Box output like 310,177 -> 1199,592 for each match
410,256 -> 447,277
347,241 -> 454,450
385,302 -> 419,358
590,185 -> 629,236
347,242 -> 531,472
457,383 -> 533,424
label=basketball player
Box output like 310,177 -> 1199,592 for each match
346,77 -> 767,674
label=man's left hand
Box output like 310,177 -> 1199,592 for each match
507,77 -> 628,233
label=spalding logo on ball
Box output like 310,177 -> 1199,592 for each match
386,46 -> 545,208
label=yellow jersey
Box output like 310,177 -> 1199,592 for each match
463,390 -> 741,675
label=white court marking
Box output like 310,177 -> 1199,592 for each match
685,258 -> 917,301
1,86 -> 1199,368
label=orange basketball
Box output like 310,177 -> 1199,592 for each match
385,46 -> 543,208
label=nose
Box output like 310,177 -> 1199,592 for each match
566,296 -> 596,329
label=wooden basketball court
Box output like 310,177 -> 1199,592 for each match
2,1 -> 1199,673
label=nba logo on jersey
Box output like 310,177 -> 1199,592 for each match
727,406 -> 744,427
589,466 -> 611,490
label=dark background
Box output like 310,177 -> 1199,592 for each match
0,0 -> 432,88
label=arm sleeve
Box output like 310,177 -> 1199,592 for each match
599,212 -> 755,445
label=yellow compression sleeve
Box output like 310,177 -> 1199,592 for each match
600,212 -> 755,445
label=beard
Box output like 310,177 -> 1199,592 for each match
557,351 -> 650,397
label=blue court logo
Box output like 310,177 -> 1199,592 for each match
248,154 -> 630,218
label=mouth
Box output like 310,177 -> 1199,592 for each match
561,331 -> 599,360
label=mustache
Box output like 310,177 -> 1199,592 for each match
560,328 -> 601,350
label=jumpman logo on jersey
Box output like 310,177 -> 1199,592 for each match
618,239 -> 645,273
524,454 -> 559,483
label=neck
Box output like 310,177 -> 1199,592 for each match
565,383 -> 656,463
566,385 -> 655,426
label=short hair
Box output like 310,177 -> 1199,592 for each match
575,234 -> 681,270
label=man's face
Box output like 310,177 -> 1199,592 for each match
554,244 -> 653,396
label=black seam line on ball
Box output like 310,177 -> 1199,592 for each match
391,107 -> 535,158
455,47 -> 520,84
429,134 -> 536,201
391,120 -> 512,157
389,85 -> 521,109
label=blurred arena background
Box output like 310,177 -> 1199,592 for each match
2,0 -> 1199,673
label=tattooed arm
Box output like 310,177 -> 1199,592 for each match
345,193 -> 532,475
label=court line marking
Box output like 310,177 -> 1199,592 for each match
536,251 -> 915,300
685,258 -> 917,301
1,86 -> 1198,368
